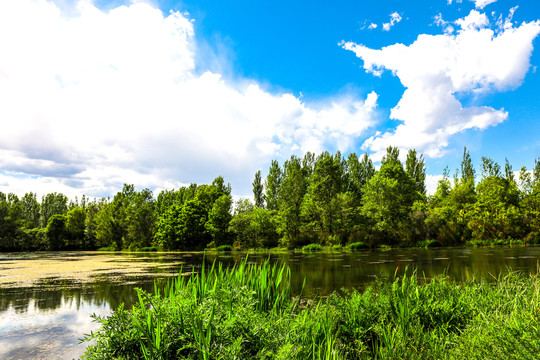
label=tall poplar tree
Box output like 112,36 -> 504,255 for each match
264,160 -> 282,211
252,170 -> 264,208
405,149 -> 426,196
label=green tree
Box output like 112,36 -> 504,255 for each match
126,188 -> 155,249
406,149 -> 426,196
66,207 -> 86,249
278,155 -> 308,245
20,192 -> 40,229
40,193 -> 68,228
264,160 -> 282,211
361,147 -> 419,244
308,152 -> 345,241
229,199 -> 255,248
252,170 -> 265,208
345,153 -> 374,203
46,214 -> 67,250
155,200 -> 209,250
461,147 -> 476,184
206,194 -> 233,245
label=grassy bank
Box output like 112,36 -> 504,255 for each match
82,258 -> 540,359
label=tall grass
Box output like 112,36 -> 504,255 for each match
82,259 -> 540,359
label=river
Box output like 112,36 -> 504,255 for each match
1,247 -> 539,359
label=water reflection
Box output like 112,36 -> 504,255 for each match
1,247 -> 540,359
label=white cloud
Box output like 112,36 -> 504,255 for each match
0,0 -> 377,198
434,13 -> 455,34
473,0 -> 497,10
382,12 -> 402,31
425,174 -> 444,195
342,9 -> 540,161
368,23 -> 378,30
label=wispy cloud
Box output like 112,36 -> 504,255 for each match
382,12 -> 402,31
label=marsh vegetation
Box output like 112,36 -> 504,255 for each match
81,257 -> 540,359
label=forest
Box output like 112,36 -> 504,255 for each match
0,146 -> 539,252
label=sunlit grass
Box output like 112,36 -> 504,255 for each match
81,258 -> 540,359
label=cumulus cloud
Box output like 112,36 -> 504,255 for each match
382,12 -> 402,31
0,0 -> 377,198
342,9 -> 540,160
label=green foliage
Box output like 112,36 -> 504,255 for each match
252,170 -> 265,208
82,262 -> 540,360
361,147 -> 419,244
155,199 -> 210,250
348,241 -> 367,250
265,160 -> 282,211
46,214 -> 67,250
205,194 -> 233,246
302,243 -> 323,251
3,147 -> 540,252
97,246 -> 117,251
229,200 -> 279,249
216,244 -> 232,251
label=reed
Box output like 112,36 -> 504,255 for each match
82,259 -> 540,359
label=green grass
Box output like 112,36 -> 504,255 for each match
82,259 -> 540,359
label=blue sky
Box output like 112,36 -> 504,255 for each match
0,0 -> 539,199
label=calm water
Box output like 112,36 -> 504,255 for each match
1,247 -> 540,359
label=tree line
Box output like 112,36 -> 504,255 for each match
0,147 -> 539,252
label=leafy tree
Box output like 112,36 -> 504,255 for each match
20,192 -> 40,229
0,193 -> 25,250
84,201 -> 101,249
461,147 -> 476,184
278,155 -> 308,244
307,152 -> 345,239
229,199 -> 255,248
66,207 -> 86,249
155,200 -> 209,250
126,188 -> 155,249
504,158 -> 515,183
345,153 -> 375,203
40,193 -> 68,228
206,194 -> 233,245
406,149 -> 426,196
361,147 -> 419,244
252,170 -> 265,208
46,214 -> 67,250
229,199 -> 278,248
264,160 -> 282,211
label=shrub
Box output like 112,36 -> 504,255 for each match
417,239 -> 441,248
216,244 -> 233,252
302,243 -> 322,251
348,242 -> 368,250
97,246 -> 116,251
140,246 -> 159,252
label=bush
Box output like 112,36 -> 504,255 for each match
216,244 -> 233,252
140,246 -> 159,252
348,241 -> 368,250
97,246 -> 116,251
417,239 -> 441,248
302,243 -> 322,251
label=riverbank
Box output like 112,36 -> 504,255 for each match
81,258 -> 540,359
